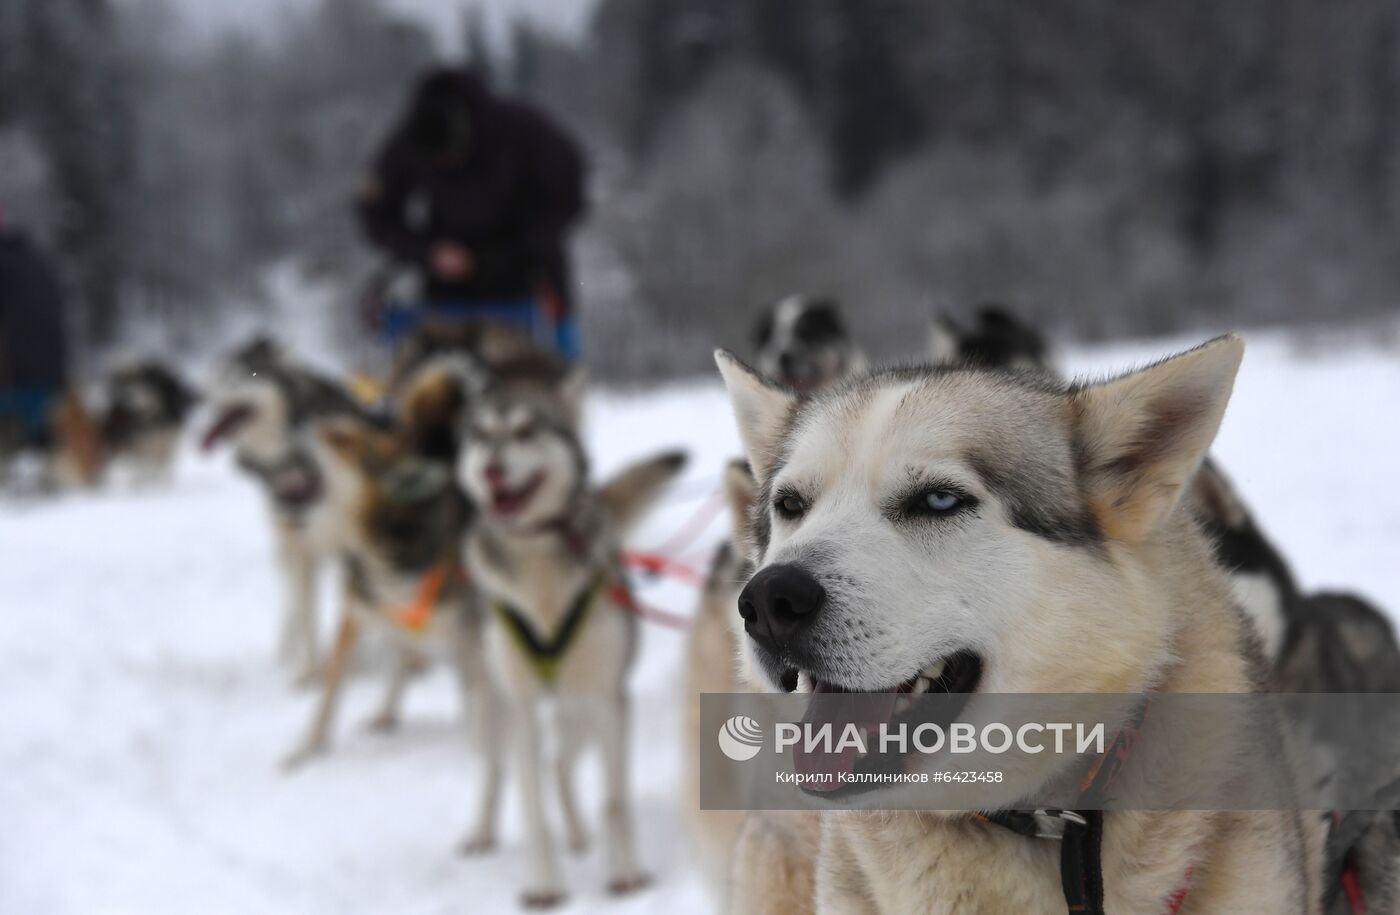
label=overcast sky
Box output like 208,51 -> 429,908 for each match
156,0 -> 598,53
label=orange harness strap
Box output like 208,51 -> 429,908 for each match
393,562 -> 460,632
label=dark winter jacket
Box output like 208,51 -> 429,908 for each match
356,69 -> 587,309
0,230 -> 67,390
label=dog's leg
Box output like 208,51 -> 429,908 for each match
512,699 -> 565,907
554,704 -> 590,854
599,690 -> 648,896
458,685 -> 504,855
454,627 -> 504,855
277,534 -> 320,686
364,646 -> 415,732
282,611 -> 358,771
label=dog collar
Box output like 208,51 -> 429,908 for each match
493,571 -> 605,685
974,702 -> 1195,915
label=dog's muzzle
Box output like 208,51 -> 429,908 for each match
738,564 -> 826,659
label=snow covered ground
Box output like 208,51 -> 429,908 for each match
3,328 -> 1399,913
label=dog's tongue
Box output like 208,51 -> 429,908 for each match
793,680 -> 900,791
200,406 -> 251,452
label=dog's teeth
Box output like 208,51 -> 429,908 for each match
922,660 -> 946,681
914,676 -> 930,694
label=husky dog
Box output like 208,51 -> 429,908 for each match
202,337 -> 367,682
754,295 -> 866,392
281,418 -> 493,794
927,303 -> 1049,371
390,349 -> 488,465
715,338 -> 1326,913
683,460 -> 760,900
1191,459 -> 1400,688
457,367 -> 684,907
1189,459 -> 1302,663
100,359 -> 197,484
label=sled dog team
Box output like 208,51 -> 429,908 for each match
197,331 -> 684,907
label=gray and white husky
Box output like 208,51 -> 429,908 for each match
456,365 -> 685,908
99,357 -> 198,485
716,337 -> 1325,914
201,336 -> 366,683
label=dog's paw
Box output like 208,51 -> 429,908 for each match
607,873 -> 651,896
279,743 -> 324,773
519,889 -> 566,909
457,832 -> 496,856
290,666 -> 323,691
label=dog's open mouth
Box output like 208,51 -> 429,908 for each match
487,471 -> 545,518
200,404 -> 254,451
793,650 -> 983,797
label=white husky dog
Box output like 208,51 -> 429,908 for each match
715,337 -> 1324,914
457,365 -> 685,908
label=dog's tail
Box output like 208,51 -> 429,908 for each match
601,450 -> 688,534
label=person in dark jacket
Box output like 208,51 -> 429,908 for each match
357,68 -> 587,357
0,211 -> 69,448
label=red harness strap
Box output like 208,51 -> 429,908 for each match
1342,860 -> 1366,914
1164,867 -> 1193,914
606,580 -> 691,631
621,549 -> 704,587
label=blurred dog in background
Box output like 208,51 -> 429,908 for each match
99,358 -> 197,485
457,361 -> 683,907
201,336 -> 368,684
753,295 -> 865,392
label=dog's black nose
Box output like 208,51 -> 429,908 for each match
738,564 -> 825,650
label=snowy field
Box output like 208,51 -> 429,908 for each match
3,328 -> 1399,914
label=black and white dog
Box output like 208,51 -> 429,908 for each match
753,295 -> 866,392
928,303 -> 1050,371
100,359 -> 198,485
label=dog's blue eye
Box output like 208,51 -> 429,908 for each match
925,490 -> 961,512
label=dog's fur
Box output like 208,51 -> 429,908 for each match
457,368 -> 683,907
755,295 -> 866,392
683,460 -> 762,902
716,337 -> 1326,914
100,359 -> 197,484
390,350 -> 488,466
202,336 -> 367,682
1190,459 -> 1400,692
684,463 -> 825,914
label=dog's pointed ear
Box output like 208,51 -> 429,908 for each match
715,349 -> 794,479
927,315 -> 961,365
723,459 -> 757,558
559,364 -> 587,428
1072,335 -> 1243,543
600,450 -> 687,533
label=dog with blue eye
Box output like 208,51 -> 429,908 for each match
716,337 -> 1326,914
